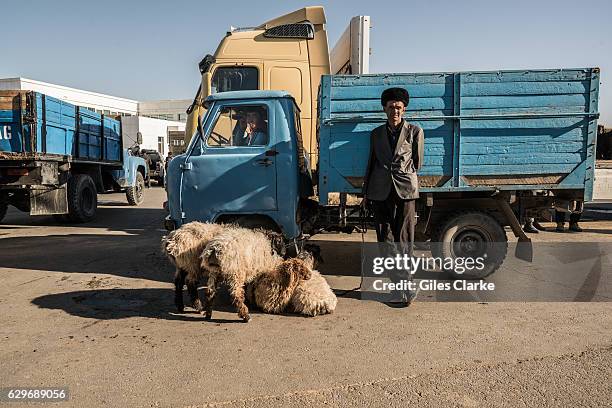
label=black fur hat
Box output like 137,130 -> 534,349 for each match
381,87 -> 409,107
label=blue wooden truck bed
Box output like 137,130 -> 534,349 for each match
317,68 -> 600,204
0,90 -> 122,163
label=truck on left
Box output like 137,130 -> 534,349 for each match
0,91 -> 148,223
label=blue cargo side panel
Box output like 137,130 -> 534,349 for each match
103,116 -> 122,162
1,90 -> 123,163
78,109 -> 102,160
40,94 -> 76,155
318,68 -> 599,200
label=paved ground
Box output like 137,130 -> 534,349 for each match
0,188 -> 611,407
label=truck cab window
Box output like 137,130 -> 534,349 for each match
211,67 -> 258,93
207,105 -> 268,147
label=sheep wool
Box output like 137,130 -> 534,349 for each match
201,227 -> 284,322
290,270 -> 337,316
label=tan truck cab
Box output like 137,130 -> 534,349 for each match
185,6 -> 370,166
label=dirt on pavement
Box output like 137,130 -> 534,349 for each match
0,188 -> 611,407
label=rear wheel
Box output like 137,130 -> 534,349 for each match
67,174 -> 97,223
126,172 -> 145,206
431,211 -> 508,279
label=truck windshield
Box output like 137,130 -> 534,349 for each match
211,67 -> 258,93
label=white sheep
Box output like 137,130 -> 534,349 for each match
289,269 -> 337,316
161,222 -> 227,312
200,227 -> 284,322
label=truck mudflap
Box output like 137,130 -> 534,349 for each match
30,185 -> 68,215
494,196 -> 533,262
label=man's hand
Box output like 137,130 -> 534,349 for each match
246,123 -> 255,135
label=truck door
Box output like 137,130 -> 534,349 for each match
180,101 -> 278,223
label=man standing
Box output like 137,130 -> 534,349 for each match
362,88 -> 424,306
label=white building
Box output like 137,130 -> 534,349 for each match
0,77 -> 189,155
139,99 -> 190,122
0,77 -> 138,116
122,116 -> 185,155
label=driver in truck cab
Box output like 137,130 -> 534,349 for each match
233,107 -> 268,146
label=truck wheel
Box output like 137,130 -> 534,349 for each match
431,211 -> 508,279
67,174 -> 97,223
0,202 -> 7,223
126,172 -> 145,206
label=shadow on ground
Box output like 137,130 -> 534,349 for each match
32,287 -> 252,323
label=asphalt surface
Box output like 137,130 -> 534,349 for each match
0,188 -> 611,407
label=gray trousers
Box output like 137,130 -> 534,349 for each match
370,188 -> 417,256
370,189 -> 417,299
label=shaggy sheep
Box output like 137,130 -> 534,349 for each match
246,244 -> 337,317
161,222 -> 227,313
200,227 -> 284,322
296,243 -> 323,269
291,242 -> 337,316
289,269 -> 337,316
245,258 -> 312,314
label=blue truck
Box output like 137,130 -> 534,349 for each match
0,91 -> 148,223
165,68 -> 600,277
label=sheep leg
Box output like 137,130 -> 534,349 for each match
174,268 -> 187,312
229,282 -> 250,323
203,275 -> 217,320
186,277 -> 204,313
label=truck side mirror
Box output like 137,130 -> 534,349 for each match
136,132 -> 143,145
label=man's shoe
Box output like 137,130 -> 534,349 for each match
383,287 -> 418,308
523,223 -> 539,234
383,300 -> 409,308
569,223 -> 583,232
533,220 -> 547,231
556,222 -> 565,232
406,287 -> 419,306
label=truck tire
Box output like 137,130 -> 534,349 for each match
431,211 -> 508,279
67,174 -> 97,223
0,202 -> 7,223
126,172 -> 145,206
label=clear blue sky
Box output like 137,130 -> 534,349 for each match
3,0 -> 611,123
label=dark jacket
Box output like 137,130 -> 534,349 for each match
363,121 -> 424,200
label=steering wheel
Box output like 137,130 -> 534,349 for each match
208,131 -> 231,146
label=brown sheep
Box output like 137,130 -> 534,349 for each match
245,258 -> 312,314
246,244 -> 336,317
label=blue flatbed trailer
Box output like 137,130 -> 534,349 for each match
0,90 -> 148,223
